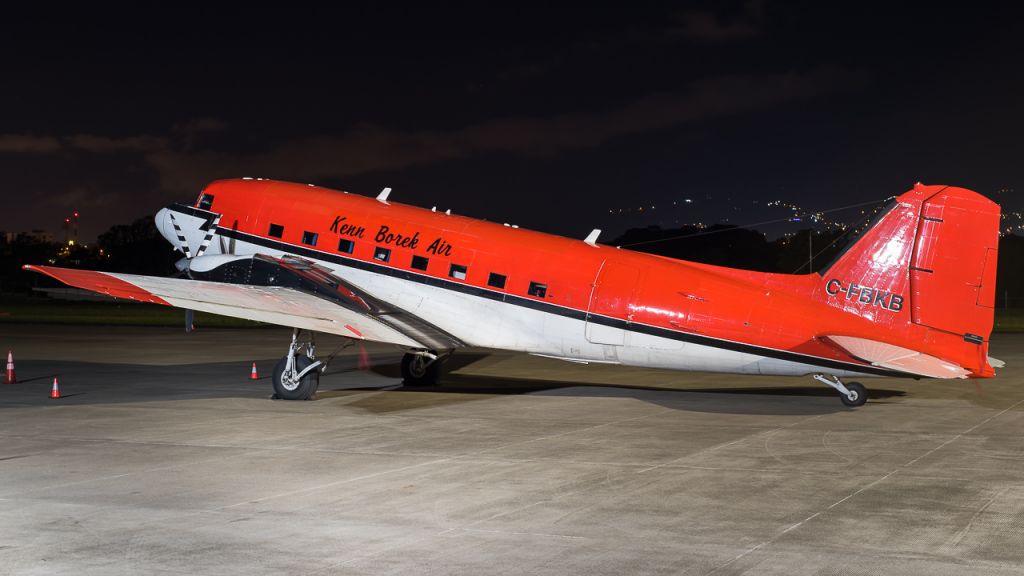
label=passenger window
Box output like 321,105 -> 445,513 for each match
411,255 -> 429,271
449,264 -> 467,280
268,223 -> 284,238
198,194 -> 214,210
374,247 -> 391,262
302,231 -> 318,246
528,282 -> 547,298
488,273 -> 506,289
337,238 -> 355,254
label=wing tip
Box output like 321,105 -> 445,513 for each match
21,264 -> 171,306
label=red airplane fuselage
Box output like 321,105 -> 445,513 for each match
142,178 -> 998,379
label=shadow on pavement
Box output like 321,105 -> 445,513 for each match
2,353 -> 906,416
348,352 -> 906,416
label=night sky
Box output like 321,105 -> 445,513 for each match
3,1 -> 1023,242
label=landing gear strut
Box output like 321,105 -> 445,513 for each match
272,328 -> 322,400
813,374 -> 867,407
401,351 -> 448,387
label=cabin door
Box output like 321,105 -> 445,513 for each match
585,261 -> 640,345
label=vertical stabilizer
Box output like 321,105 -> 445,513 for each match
817,183 -> 1000,375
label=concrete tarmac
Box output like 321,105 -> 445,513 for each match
1,325 -> 1023,575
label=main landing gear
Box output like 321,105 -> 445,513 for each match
400,351 -> 449,387
813,374 -> 867,408
271,330 -> 451,398
272,328 -> 323,400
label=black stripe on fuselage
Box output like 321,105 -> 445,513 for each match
170,203 -> 217,219
170,205 -> 901,377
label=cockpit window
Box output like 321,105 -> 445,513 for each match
198,194 -> 215,211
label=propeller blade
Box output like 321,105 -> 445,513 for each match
194,215 -> 221,259
229,219 -> 238,255
168,212 -> 193,259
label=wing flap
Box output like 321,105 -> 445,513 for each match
24,264 -> 425,347
826,335 -> 970,379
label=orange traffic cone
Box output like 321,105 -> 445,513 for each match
249,362 -> 259,380
4,350 -> 14,384
49,377 -> 61,399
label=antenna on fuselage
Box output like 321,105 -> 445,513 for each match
583,229 -> 601,247
376,187 -> 392,204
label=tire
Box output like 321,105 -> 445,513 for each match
401,353 -> 442,387
840,382 -> 867,407
272,355 -> 320,400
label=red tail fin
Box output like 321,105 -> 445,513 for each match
818,183 -> 1000,375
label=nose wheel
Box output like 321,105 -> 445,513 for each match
813,374 -> 868,408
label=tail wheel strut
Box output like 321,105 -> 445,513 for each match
813,374 -> 868,408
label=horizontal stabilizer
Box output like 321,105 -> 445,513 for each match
988,356 -> 1006,369
826,335 -> 970,379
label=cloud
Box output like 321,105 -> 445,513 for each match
0,133 -> 166,154
174,117 -> 227,135
65,134 -> 166,153
0,67 -> 865,198
142,66 -> 865,194
673,0 -> 765,43
45,186 -> 121,210
0,134 -> 62,153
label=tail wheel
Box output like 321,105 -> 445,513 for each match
272,355 -> 319,400
840,382 -> 867,407
401,353 -> 442,387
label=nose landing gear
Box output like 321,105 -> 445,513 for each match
272,328 -> 322,400
813,374 -> 868,408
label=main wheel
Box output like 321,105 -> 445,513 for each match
840,382 -> 867,407
401,353 -> 442,386
272,355 -> 320,400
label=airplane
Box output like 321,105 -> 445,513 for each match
25,179 -> 1002,407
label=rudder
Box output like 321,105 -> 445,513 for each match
908,187 -> 1000,342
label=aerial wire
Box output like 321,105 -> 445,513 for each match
789,201 -> 890,273
617,196 -> 895,248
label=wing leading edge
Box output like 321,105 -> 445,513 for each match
24,255 -> 463,350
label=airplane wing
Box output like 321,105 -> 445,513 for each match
825,335 -> 970,379
23,255 -> 462,351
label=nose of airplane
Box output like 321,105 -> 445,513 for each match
154,208 -> 179,248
